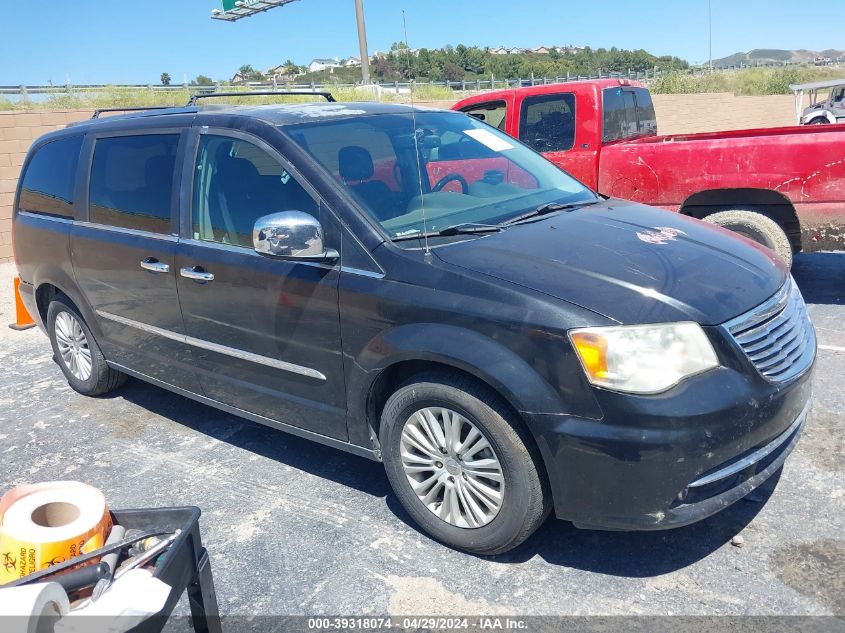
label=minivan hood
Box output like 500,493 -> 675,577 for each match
434,199 -> 787,325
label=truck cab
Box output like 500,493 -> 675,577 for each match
455,79 -> 845,267
457,79 -> 656,190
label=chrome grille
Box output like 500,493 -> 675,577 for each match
723,277 -> 815,383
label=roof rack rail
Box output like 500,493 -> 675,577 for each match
91,106 -> 176,119
186,90 -> 336,106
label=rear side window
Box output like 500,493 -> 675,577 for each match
18,136 -> 82,218
519,93 -> 576,152
462,101 -> 508,131
602,87 -> 656,143
89,134 -> 179,234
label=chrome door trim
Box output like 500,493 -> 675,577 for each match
96,310 -> 327,381
340,266 -> 385,279
16,210 -> 74,224
75,221 -> 178,242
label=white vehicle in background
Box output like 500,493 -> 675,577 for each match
791,78 -> 845,124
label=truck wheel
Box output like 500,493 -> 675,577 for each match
379,371 -> 550,555
47,295 -> 126,396
808,117 -> 829,125
704,209 -> 793,268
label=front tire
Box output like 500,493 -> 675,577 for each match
808,117 -> 829,125
380,372 -> 549,555
704,209 -> 793,268
47,295 -> 126,396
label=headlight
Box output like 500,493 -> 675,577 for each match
569,322 -> 719,394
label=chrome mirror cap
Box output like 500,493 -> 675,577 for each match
253,211 -> 338,262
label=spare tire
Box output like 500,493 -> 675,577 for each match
704,209 -> 793,268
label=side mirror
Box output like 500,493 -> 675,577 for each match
253,211 -> 339,262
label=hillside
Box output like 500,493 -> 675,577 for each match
714,48 -> 845,67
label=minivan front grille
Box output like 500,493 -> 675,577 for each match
723,277 -> 815,383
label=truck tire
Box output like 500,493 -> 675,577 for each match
808,117 -> 829,125
379,371 -> 550,555
47,294 -> 127,396
704,209 -> 793,268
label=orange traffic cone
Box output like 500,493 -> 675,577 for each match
9,276 -> 36,331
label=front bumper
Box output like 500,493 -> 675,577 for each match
524,354 -> 814,531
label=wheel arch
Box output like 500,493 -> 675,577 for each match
679,188 -> 802,253
346,324 -> 571,452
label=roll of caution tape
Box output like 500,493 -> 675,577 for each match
0,481 -> 111,584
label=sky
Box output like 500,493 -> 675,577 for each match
1,0 -> 843,85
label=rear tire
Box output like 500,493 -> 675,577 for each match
380,371 -> 550,555
704,209 -> 793,268
47,295 -> 126,396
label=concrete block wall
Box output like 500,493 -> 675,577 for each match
0,110 -> 93,263
0,94 -> 803,263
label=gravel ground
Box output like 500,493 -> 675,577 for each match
0,254 -> 843,621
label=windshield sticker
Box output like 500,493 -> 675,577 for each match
464,128 -> 515,152
636,226 -> 686,245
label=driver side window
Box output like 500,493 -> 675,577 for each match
192,135 -> 318,248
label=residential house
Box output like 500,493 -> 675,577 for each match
531,46 -> 551,54
343,56 -> 361,67
266,65 -> 299,82
308,58 -> 341,73
490,46 -> 509,55
230,70 -> 249,85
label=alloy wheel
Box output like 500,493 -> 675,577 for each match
54,311 -> 93,381
400,407 -> 504,528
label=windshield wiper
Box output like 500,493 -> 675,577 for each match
392,223 -> 502,242
500,199 -> 599,226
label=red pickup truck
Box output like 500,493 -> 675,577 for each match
453,79 -> 845,266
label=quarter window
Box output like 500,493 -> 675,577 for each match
191,135 -> 317,248
519,93 -> 576,152
89,134 -> 179,234
19,136 -> 83,218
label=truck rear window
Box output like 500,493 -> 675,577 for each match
602,87 -> 657,143
18,136 -> 83,219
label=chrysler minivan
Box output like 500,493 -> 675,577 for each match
12,100 -> 815,554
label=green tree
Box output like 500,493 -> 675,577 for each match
195,75 -> 214,86
160,72 -> 171,86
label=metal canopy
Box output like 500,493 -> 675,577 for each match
211,0 -> 299,21
789,78 -> 845,92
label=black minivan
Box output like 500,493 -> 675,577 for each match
13,100 -> 815,554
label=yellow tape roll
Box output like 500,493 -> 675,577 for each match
0,481 -> 111,584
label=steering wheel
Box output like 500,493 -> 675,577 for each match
432,173 -> 469,194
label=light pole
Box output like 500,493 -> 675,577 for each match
354,0 -> 371,85
709,0 -> 713,72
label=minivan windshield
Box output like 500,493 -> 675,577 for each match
284,110 -> 597,241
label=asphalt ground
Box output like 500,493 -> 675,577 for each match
0,253 -> 843,625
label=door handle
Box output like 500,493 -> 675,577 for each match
180,266 -> 215,282
140,258 -> 170,274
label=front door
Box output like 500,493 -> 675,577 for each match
72,129 -> 199,392
175,130 -> 347,440
514,92 -> 598,188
